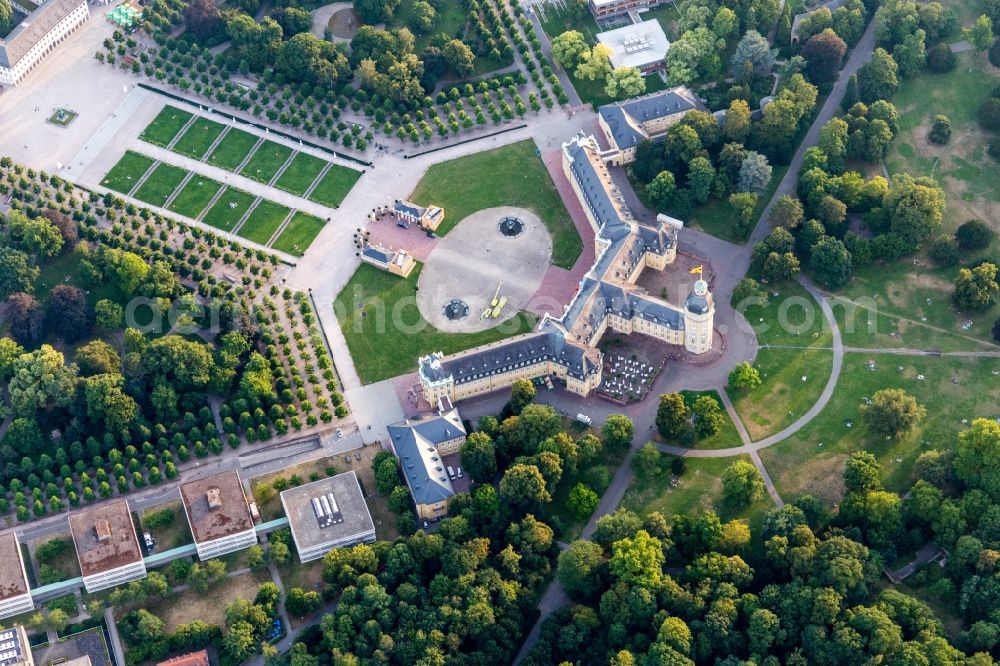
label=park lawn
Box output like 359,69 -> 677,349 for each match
677,390 -> 743,449
207,128 -> 259,171
153,569 -> 270,633
239,140 -> 293,184
307,164 -> 362,207
572,70 -> 670,110
730,349 -> 833,441
409,140 -> 582,268
730,277 -> 836,439
389,0 -> 468,51
167,175 -> 223,219
140,105 -> 193,147
272,212 -> 326,256
622,454 -> 772,528
171,117 -> 226,159
238,200 -> 291,245
834,256 -> 1000,348
100,151 -> 155,194
885,51 -> 1000,235
202,187 -> 257,231
274,152 -> 327,196
131,163 -> 188,209
637,3 -> 682,39
759,352 -> 1000,505
829,294 -> 997,352
34,250 -> 126,306
333,263 -> 538,384
538,3 -> 600,41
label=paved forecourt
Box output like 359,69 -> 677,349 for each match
416,206 -> 552,333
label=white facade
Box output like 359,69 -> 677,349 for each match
0,591 -> 34,620
0,0 -> 89,86
193,529 -> 257,561
295,526 -> 376,563
81,559 -> 147,593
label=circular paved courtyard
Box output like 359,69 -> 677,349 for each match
417,207 -> 551,333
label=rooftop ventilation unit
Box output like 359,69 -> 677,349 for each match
95,519 -> 112,542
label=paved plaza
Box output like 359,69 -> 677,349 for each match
416,207 -> 551,333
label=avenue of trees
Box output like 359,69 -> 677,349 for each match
0,159 -> 343,527
525,416 -> 1000,664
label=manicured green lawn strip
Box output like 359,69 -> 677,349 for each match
140,105 -> 193,147
408,140 -> 582,269
677,390 -> 743,449
132,163 -> 188,208
171,117 -> 227,159
202,187 -> 257,231
239,140 -> 293,184
100,151 -> 155,194
307,165 -> 362,207
207,129 -> 260,171
759,352 -> 1000,504
274,152 -> 327,196
168,176 -> 224,219
622,454 -> 772,529
333,263 -> 538,384
238,201 -> 292,245
271,212 -> 326,256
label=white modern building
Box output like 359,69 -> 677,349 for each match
0,0 -> 90,86
0,626 -> 33,666
281,472 -> 376,563
0,533 -> 33,620
69,499 -> 147,593
179,470 -> 257,561
596,19 -> 670,74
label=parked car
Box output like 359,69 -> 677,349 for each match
397,221 -> 410,228
336,428 -> 344,438
425,230 -> 437,238
457,467 -> 463,479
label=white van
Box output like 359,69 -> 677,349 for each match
447,466 -> 456,480
576,413 -> 592,425
457,467 -> 463,479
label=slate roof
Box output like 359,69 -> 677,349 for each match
598,86 -> 707,150
565,133 -> 631,240
686,292 -> 711,314
393,200 -> 424,219
0,0 -> 84,69
361,246 -> 391,264
387,410 -> 466,506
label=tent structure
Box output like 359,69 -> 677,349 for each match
107,4 -> 142,28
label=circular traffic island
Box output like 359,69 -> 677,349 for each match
416,207 -> 551,333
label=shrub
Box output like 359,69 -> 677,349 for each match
990,139 -> 1000,161
925,43 -> 956,72
979,98 -> 1000,131
955,219 -> 995,251
928,115 -> 951,144
928,236 -> 960,266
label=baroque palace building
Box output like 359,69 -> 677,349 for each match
418,130 -> 715,406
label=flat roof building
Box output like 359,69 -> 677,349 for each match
280,472 -> 376,563
0,533 -> 33,620
180,471 -> 257,561
596,20 -> 670,73
0,626 -> 33,666
68,500 -> 147,593
156,651 -> 209,666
